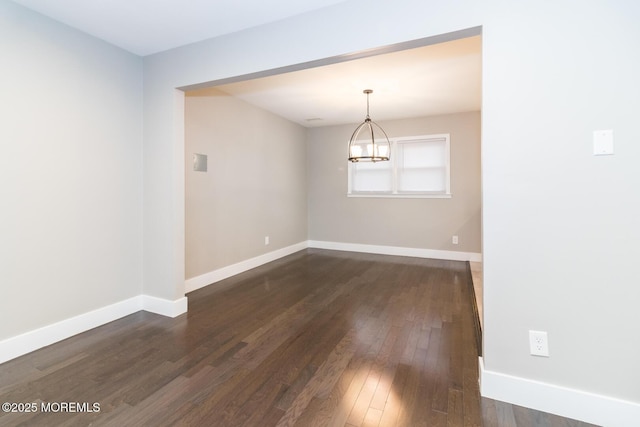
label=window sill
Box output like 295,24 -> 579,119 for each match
347,193 -> 452,199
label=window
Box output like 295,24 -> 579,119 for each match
348,134 -> 451,198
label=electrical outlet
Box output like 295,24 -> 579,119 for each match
452,235 -> 459,245
264,236 -> 270,245
529,330 -> 549,357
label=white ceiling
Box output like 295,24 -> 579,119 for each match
11,0 -> 481,127
10,0 -> 351,56
204,36 -> 482,127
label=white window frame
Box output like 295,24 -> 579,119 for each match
347,133 -> 451,198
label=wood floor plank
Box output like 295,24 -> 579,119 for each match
345,368 -> 379,426
330,358 -> 373,427
431,321 -> 452,413
275,364 -> 317,411
275,329 -> 358,427
447,388 -> 464,427
367,374 -> 396,423
363,406 -> 383,427
0,249 -> 600,427
492,398 -> 519,426
294,352 -> 369,427
377,363 -> 408,427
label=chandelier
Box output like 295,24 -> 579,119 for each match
347,89 -> 390,163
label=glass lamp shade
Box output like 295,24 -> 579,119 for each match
348,118 -> 391,162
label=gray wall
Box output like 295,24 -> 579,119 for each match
0,1 -> 143,340
307,112 -> 481,253
184,89 -> 307,279
481,2 -> 640,403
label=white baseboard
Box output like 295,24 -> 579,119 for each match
0,295 -> 187,365
479,357 -> 640,427
308,240 -> 482,262
0,297 -> 141,364
184,240 -> 479,294
141,295 -> 188,318
184,241 -> 308,293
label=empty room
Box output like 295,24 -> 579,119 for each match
1,1 -> 638,426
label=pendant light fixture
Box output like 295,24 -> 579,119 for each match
348,89 -> 391,163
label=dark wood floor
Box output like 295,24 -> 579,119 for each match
0,249 -> 598,426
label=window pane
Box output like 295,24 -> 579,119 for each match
352,162 -> 392,192
400,139 -> 445,168
397,138 -> 447,192
398,167 -> 445,192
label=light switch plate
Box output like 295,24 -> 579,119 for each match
593,130 -> 614,155
193,153 -> 208,172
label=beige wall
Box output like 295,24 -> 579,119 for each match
307,112 -> 481,253
185,88 -> 308,279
